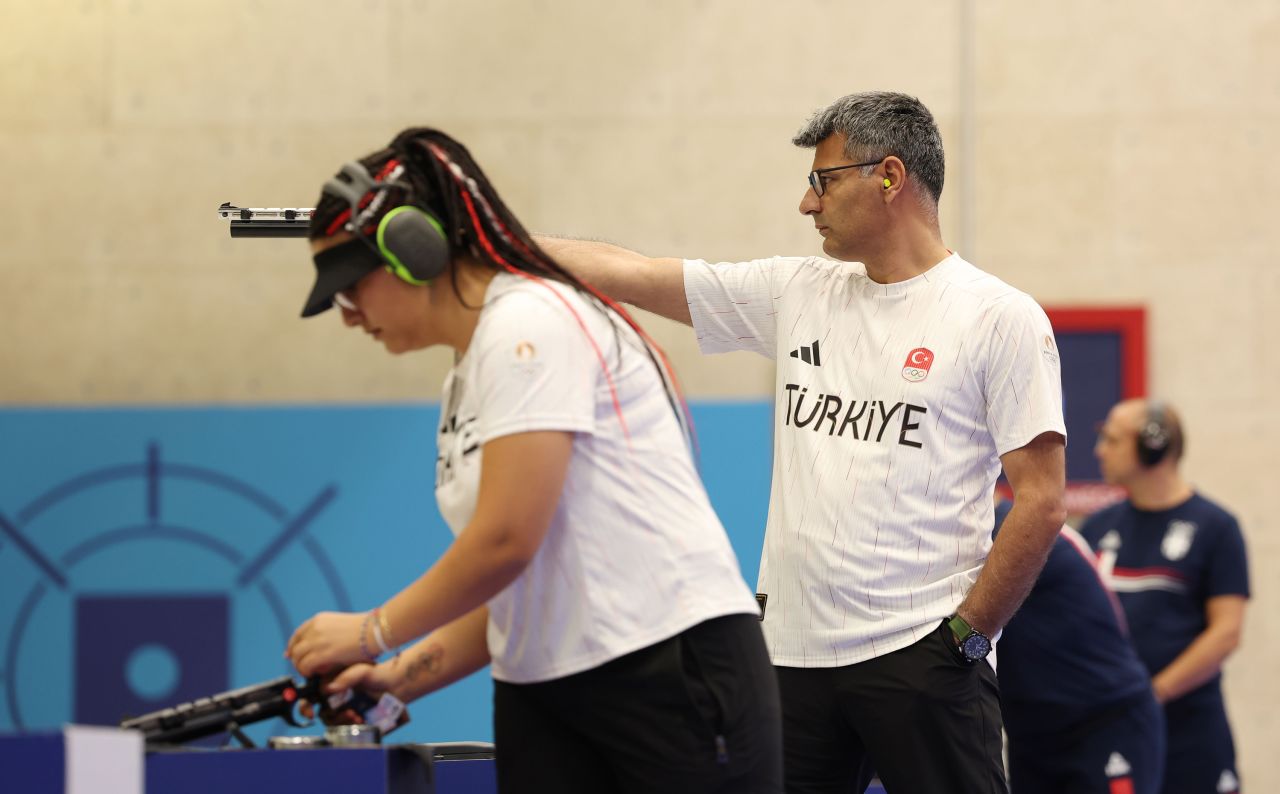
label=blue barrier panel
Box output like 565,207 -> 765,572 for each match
0,403 -> 773,744
0,733 -> 65,794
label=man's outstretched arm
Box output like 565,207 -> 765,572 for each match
535,236 -> 691,325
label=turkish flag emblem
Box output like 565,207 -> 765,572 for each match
902,347 -> 935,382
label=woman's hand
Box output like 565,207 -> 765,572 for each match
285,611 -> 373,677
298,661 -> 403,724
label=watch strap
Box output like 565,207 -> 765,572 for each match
946,613 -> 973,643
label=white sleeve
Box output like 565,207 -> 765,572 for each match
978,293 -> 1068,456
683,256 -> 804,359
472,291 -> 596,443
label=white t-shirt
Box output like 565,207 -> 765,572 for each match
435,272 -> 758,684
685,253 -> 1066,667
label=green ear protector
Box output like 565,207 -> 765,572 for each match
323,161 -> 450,285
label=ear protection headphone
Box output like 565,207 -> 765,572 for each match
323,161 -> 451,285
1136,401 -> 1172,467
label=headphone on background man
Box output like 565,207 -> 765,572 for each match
1136,401 -> 1173,467
323,160 -> 452,285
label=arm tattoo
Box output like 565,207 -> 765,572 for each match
403,644 -> 445,681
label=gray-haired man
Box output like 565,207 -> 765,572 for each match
540,92 -> 1067,792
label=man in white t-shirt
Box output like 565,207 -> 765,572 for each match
539,91 -> 1067,793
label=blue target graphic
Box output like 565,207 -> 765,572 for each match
0,403 -> 770,744
0,442 -> 349,738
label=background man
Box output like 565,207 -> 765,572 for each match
995,498 -> 1165,794
1083,400 -> 1249,794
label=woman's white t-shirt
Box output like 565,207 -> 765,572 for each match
434,272 -> 758,684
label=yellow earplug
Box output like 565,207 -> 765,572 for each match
883,178 -> 892,188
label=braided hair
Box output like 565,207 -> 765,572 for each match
310,128 -> 695,449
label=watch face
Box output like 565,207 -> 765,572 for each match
961,633 -> 992,661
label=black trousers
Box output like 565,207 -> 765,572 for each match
1007,693 -> 1165,794
493,613 -> 783,794
776,620 -> 1007,794
1162,698 -> 1238,794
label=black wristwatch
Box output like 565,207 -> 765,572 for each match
946,614 -> 992,663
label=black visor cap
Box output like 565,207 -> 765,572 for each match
301,239 -> 385,318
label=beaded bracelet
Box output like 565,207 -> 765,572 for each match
358,611 -> 378,661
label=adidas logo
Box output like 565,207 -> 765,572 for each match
1105,752 -> 1131,778
789,339 -> 822,366
1217,769 -> 1239,793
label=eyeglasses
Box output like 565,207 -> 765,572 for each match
333,290 -> 359,312
807,159 -> 886,197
